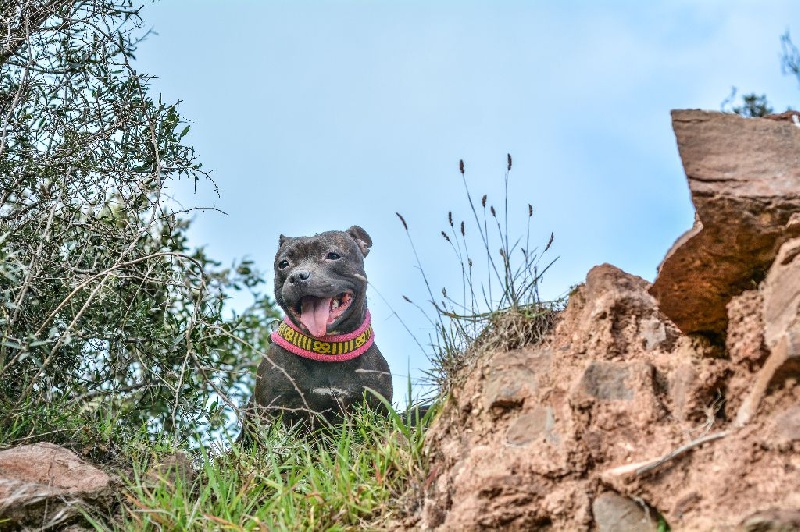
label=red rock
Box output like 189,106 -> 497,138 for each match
650,110 -> 800,336
763,237 -> 800,351
734,238 -> 800,427
0,442 -> 115,529
401,111 -> 800,531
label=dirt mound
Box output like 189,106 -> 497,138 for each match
410,111 -> 800,531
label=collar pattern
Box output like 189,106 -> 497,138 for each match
270,310 -> 374,362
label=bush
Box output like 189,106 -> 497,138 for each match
0,1 -> 278,445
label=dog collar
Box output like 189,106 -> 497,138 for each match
270,310 -> 374,362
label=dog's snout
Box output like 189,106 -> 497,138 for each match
288,270 -> 311,284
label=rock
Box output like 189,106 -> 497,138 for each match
580,362 -> 635,401
771,406 -> 800,443
667,353 -> 730,423
555,264 -> 679,359
414,266 -> 678,530
763,237 -> 800,351
405,110 -> 800,531
735,238 -> 800,427
727,290 -> 768,368
650,110 -> 800,337
592,492 -> 659,532
506,407 -> 557,446
0,442 -> 115,530
740,508 -> 800,531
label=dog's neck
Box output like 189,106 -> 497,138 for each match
271,310 -> 374,362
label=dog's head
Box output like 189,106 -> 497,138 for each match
274,226 -> 372,338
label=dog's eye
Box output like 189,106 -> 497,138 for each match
278,259 -> 289,269
326,252 -> 341,260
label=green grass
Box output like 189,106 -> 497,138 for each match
97,402 -> 433,531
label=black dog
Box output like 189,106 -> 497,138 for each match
248,226 -> 393,429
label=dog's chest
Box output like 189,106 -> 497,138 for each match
267,344 -> 388,405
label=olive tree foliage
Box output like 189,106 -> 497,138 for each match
0,1 -> 278,443
724,31 -> 800,118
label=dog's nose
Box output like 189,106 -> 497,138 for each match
288,270 -> 310,284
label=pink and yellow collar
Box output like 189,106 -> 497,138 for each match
270,311 -> 374,362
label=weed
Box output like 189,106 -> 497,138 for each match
397,154 -> 563,393
106,401 -> 432,531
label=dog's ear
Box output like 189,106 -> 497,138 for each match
347,226 -> 372,257
278,234 -> 288,248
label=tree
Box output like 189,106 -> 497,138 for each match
723,31 -> 800,118
0,1 -> 277,444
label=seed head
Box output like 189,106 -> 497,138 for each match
528,204 -> 533,217
481,194 -> 487,208
395,212 -> 408,230
507,153 -> 512,171
460,221 -> 465,236
459,159 -> 464,174
490,206 -> 496,217
448,211 -> 453,227
441,230 -> 451,242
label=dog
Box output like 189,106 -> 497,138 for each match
247,225 -> 393,430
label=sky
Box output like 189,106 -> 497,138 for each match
135,1 -> 800,405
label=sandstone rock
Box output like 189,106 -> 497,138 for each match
592,492 -> 659,532
763,237 -> 800,351
725,290 -> 768,417
505,406 -> 558,446
650,110 -> 800,336
0,442 -> 115,529
667,353 -> 730,423
727,290 -> 768,368
580,362 -> 635,401
556,264 -> 679,358
734,238 -> 800,427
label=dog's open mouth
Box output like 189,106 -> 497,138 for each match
295,293 -> 353,337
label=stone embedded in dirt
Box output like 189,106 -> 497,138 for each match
650,110 -> 800,336
592,492 -> 659,532
740,508 -> 800,531
0,442 -> 115,529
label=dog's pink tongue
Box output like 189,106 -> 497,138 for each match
300,297 -> 332,337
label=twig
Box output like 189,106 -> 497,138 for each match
634,430 -> 728,476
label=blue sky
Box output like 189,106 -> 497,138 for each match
136,1 -> 800,404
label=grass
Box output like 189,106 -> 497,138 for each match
396,154 -> 563,392
86,401 -> 434,531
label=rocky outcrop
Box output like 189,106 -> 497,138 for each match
650,109 -> 800,337
411,111 -> 800,530
0,442 -> 116,529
